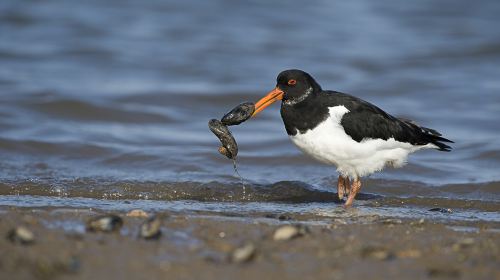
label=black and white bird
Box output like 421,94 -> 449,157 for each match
252,69 -> 453,206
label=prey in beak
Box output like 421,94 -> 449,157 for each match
252,87 -> 284,117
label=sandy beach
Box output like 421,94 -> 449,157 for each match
1,206 -> 498,280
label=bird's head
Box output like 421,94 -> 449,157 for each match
252,69 -> 322,116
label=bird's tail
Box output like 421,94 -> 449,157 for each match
399,118 -> 454,152
420,126 -> 453,152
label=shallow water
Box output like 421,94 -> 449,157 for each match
0,0 -> 499,221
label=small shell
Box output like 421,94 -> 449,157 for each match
126,209 -> 149,218
397,249 -> 422,258
208,119 -> 238,159
361,246 -> 393,260
428,208 -> 453,213
7,226 -> 35,245
221,102 -> 255,126
231,243 -> 256,263
140,215 -> 162,240
273,225 -> 307,241
86,214 -> 123,232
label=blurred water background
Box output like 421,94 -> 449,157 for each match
0,0 -> 499,219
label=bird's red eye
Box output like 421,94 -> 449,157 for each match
288,79 -> 297,86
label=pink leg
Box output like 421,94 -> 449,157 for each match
337,176 -> 350,200
337,176 -> 345,200
344,178 -> 361,207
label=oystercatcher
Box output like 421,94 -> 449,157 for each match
252,69 -> 453,206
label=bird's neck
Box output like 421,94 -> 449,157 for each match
280,93 -> 329,136
283,87 -> 314,106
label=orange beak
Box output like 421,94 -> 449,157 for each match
252,87 -> 284,117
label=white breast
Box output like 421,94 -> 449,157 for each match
289,106 -> 435,179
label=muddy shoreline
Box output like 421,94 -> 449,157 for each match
1,206 -> 498,280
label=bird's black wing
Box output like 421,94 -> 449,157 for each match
323,91 -> 453,151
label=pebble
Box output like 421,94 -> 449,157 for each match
231,243 -> 256,263
127,209 -> 149,218
7,226 -> 35,244
452,238 -> 475,251
397,249 -> 422,258
332,218 -> 347,225
428,207 -> 453,213
22,215 -> 38,225
86,214 -> 123,232
33,255 -> 81,277
264,214 -> 292,221
273,225 -> 307,241
427,267 -> 461,278
380,218 -> 403,225
277,215 -> 292,221
410,218 -> 425,226
361,246 -> 393,260
139,215 -> 162,240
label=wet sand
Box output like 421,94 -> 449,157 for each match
1,207 -> 498,280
